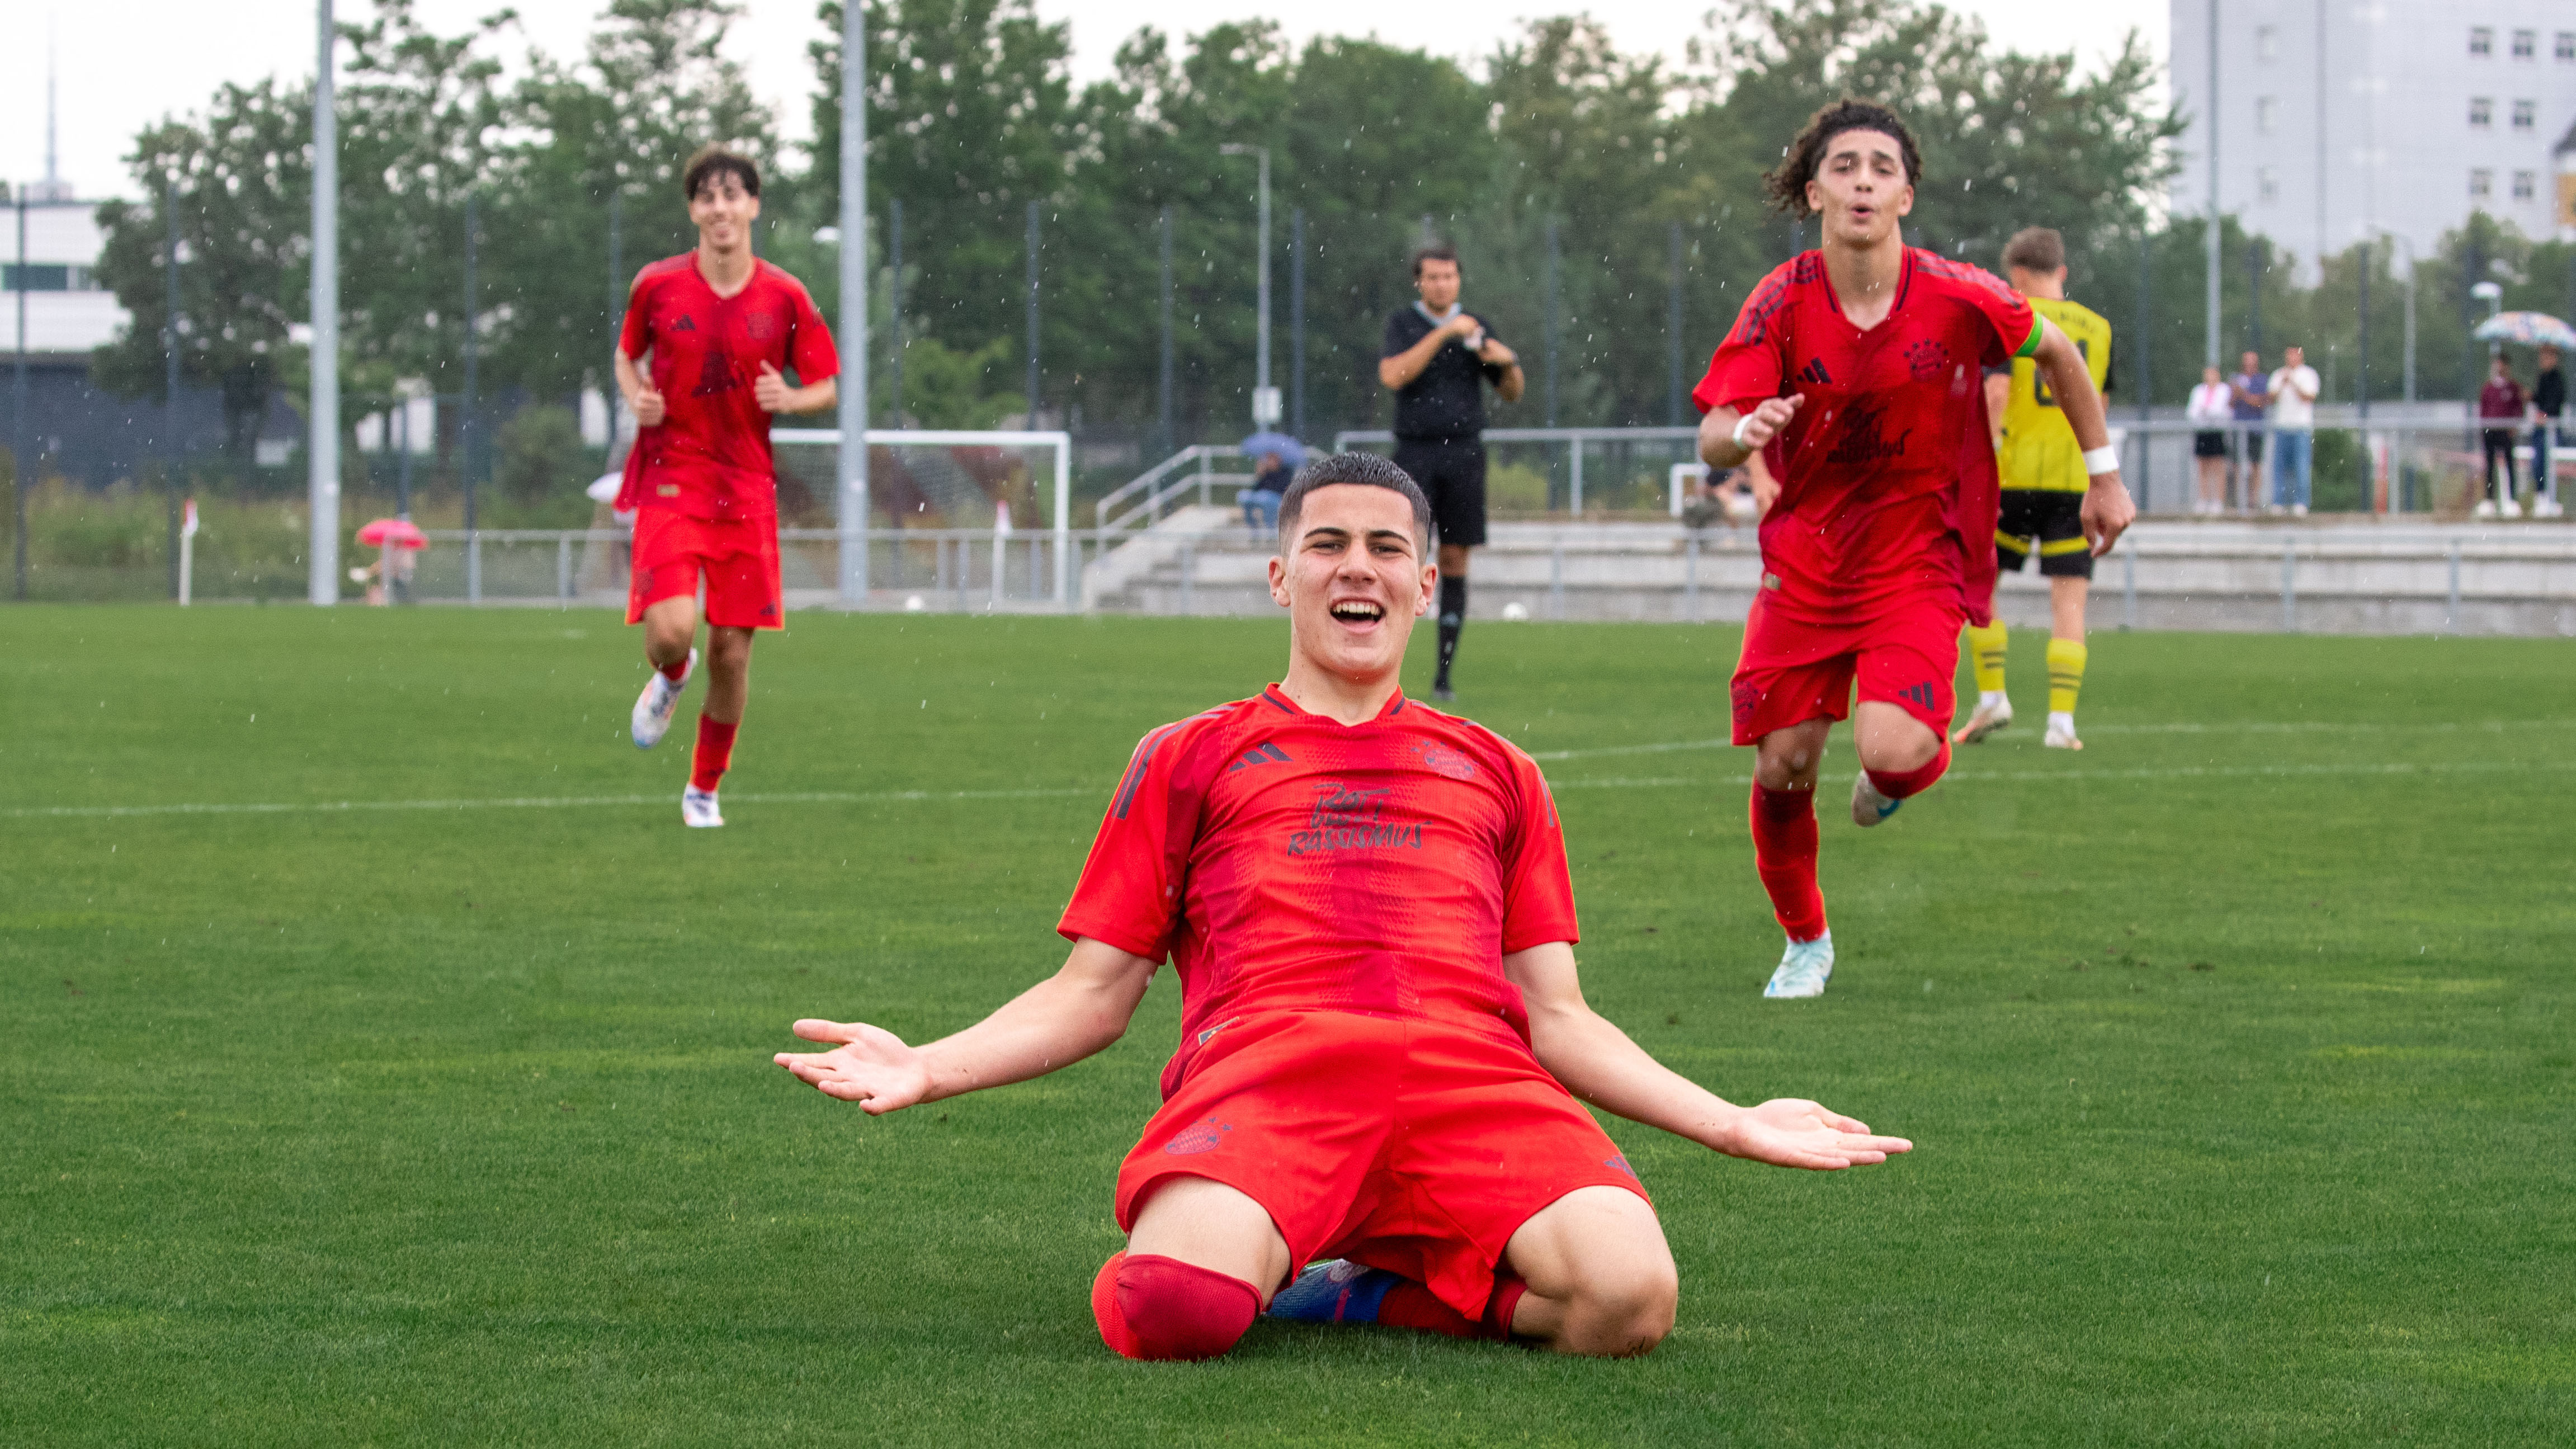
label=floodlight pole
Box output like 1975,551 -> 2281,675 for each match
1220,144 -> 1273,426
13,191 -> 29,601
1544,219 -> 1561,428
1157,205 -> 1173,455
2204,0 -> 2220,371
888,196 -> 903,423
837,0 -> 870,603
607,184 -> 621,456
1667,220 -> 1685,426
166,175 -> 182,601
309,0 -> 341,607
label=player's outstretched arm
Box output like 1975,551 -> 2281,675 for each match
2029,318 -> 2136,555
1503,942 -> 1911,1170
773,937 -> 1157,1115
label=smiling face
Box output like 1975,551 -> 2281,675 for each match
1805,128 -> 1913,247
688,171 -> 761,254
1268,484 -> 1435,689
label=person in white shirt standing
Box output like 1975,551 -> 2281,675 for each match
2266,346 -> 2322,516
2186,366 -> 2233,515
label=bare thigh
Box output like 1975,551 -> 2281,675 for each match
1126,1175 -> 1294,1304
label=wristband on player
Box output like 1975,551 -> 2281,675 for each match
2083,446 -> 2120,476
1731,414 -> 1757,451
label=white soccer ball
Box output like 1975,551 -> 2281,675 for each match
903,594 -> 927,612
1501,601 -> 1531,621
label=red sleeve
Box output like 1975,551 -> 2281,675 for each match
786,276 -> 839,383
617,273 -> 653,360
1056,721 -> 1200,960
1497,753 -> 1579,952
1692,262 -> 1794,417
1953,262 -> 2039,366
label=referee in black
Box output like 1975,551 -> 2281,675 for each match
1379,243 -> 1523,702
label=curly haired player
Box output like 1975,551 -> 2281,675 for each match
1692,102 -> 2134,999
776,454 -> 1909,1361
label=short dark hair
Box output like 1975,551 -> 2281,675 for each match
1764,101 -> 1922,219
682,145 -> 762,201
2002,226 -> 2067,274
1276,452 -> 1434,552
1410,243 -> 1459,279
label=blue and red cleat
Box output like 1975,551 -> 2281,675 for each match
1266,1259 -> 1403,1324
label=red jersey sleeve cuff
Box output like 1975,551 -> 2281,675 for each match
1501,929 -> 1579,955
1055,916 -> 1169,961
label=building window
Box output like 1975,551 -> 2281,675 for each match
2471,97 -> 2494,128
2515,171 -> 2538,200
2258,167 -> 2280,204
2558,32 -> 2574,61
2514,99 -> 2537,130
2256,96 -> 2278,133
2471,27 -> 2494,56
2471,169 -> 2495,200
2,263 -> 72,292
2256,25 -> 2277,61
2513,29 -> 2536,59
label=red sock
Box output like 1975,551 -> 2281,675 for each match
657,656 -> 688,682
690,716 -> 738,792
1749,783 -> 1827,941
1867,740 -> 1951,800
1371,1274 -> 1526,1342
1091,1252 -> 1260,1361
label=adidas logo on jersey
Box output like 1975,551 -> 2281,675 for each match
1796,357 -> 1833,388
670,315 -> 696,331
1896,682 -> 1938,711
1228,741 -> 1293,773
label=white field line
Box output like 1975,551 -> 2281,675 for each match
3,786 -> 1095,822
13,752 -> 2569,823
1526,716 -> 2572,763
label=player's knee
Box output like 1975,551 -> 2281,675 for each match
1561,1258 -> 1677,1358
1098,1253 -> 1261,1362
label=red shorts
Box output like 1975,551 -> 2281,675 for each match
1115,1010 -> 1649,1321
1729,592 -> 1963,745
625,509 -> 784,630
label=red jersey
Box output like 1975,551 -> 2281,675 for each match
1693,247 -> 2038,626
616,254 -> 838,523
1057,686 -> 1579,1098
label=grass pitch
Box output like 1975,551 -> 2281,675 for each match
4,605 -> 2571,1446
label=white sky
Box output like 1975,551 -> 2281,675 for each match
13,0 -> 2169,203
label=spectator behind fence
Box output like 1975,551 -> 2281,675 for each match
2187,365 -> 2233,515
1242,449 -> 1292,533
2531,344 -> 2565,518
2227,350 -> 2270,511
2266,346 -> 2320,516
2479,353 -> 2527,517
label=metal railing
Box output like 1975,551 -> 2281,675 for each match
1333,426 -> 1701,516
1092,444 -> 1259,538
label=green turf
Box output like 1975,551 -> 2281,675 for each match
4,605 -> 2570,1446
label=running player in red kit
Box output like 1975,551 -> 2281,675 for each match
775,453 -> 1911,1360
1692,102 -> 2132,999
615,145 -> 839,828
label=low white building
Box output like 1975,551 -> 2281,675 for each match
4,197 -> 126,354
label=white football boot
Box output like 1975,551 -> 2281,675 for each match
1952,691 -> 2013,745
1763,931 -> 1835,999
2043,711 -> 2084,751
631,649 -> 697,749
1852,770 -> 1902,827
681,786 -> 724,828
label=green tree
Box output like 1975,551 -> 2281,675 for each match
90,81 -> 312,462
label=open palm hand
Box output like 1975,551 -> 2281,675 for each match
773,1019 -> 933,1115
1722,1098 -> 1912,1170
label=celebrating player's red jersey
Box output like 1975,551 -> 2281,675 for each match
1060,685 -> 1574,1093
614,254 -> 836,524
776,456 -> 1910,1363
1690,101 -> 2130,1001
615,148 -> 839,829
1694,247 -> 2035,626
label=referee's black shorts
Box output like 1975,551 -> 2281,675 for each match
1995,489 -> 2093,579
1391,436 -> 1488,549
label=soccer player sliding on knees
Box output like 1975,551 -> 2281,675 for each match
776,454 -> 1910,1361
1693,101 -> 2132,1000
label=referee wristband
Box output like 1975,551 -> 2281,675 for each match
1731,414 -> 1757,450
2082,446 -> 2120,476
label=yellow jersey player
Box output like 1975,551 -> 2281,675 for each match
1955,227 -> 2112,751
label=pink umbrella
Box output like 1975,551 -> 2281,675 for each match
356,517 -> 428,549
